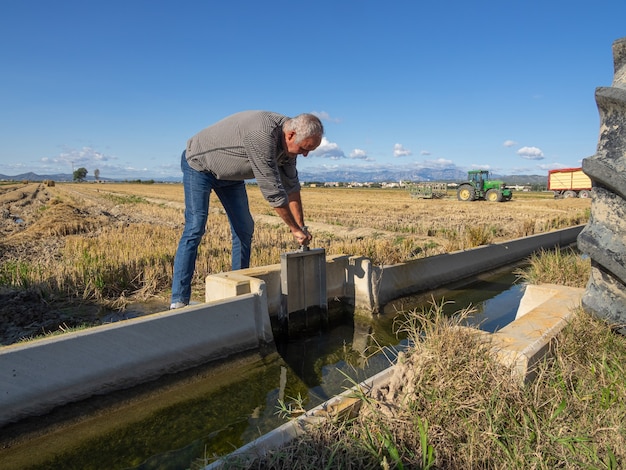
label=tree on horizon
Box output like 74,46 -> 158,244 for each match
73,167 -> 88,182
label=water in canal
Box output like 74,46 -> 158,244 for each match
0,266 -> 525,470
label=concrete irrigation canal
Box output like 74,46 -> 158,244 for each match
0,225 -> 584,469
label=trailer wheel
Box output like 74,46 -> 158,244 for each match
577,36 -> 626,335
563,190 -> 577,198
578,189 -> 591,198
457,185 -> 475,201
486,189 -> 503,202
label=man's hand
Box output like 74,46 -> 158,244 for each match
293,226 -> 312,246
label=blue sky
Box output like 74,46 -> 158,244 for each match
1,0 -> 624,180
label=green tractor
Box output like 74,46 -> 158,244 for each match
457,170 -> 512,202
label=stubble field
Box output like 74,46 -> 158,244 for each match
0,181 -> 590,345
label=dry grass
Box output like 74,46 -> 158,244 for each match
0,182 -> 590,312
63,183 -> 590,263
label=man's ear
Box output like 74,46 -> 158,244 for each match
285,130 -> 297,141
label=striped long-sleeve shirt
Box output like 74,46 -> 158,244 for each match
185,111 -> 299,207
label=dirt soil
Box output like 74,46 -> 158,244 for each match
0,183 -> 175,346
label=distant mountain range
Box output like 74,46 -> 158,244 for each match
298,168 -> 547,186
0,172 -> 181,183
0,170 -> 548,186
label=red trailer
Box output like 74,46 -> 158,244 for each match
547,168 -> 592,198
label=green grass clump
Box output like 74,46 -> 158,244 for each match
102,193 -> 147,204
516,247 -> 591,288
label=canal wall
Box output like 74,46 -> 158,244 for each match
207,224 -> 583,314
0,225 -> 583,427
373,225 -> 583,307
0,291 -> 272,427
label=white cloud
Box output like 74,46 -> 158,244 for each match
517,146 -> 544,160
420,150 -> 431,156
52,146 -> 116,168
393,143 -> 412,157
349,148 -> 372,160
309,137 -> 345,160
503,140 -> 517,147
28,146 -> 120,175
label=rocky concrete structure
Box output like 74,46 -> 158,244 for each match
578,37 -> 626,334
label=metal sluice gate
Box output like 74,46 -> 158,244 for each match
280,247 -> 328,334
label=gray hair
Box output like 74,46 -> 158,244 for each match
283,114 -> 324,143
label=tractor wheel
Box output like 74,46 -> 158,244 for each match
457,185 -> 475,201
486,189 -> 503,202
577,36 -> 626,335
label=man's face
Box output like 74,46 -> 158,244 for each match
284,131 -> 322,158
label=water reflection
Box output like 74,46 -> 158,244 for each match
384,268 -> 525,332
276,308 -> 404,408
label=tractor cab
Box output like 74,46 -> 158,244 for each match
468,170 -> 487,190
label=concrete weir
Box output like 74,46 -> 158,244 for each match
0,225 -> 583,428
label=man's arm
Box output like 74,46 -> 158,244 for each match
273,191 -> 312,246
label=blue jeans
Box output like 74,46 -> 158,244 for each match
171,151 -> 254,304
